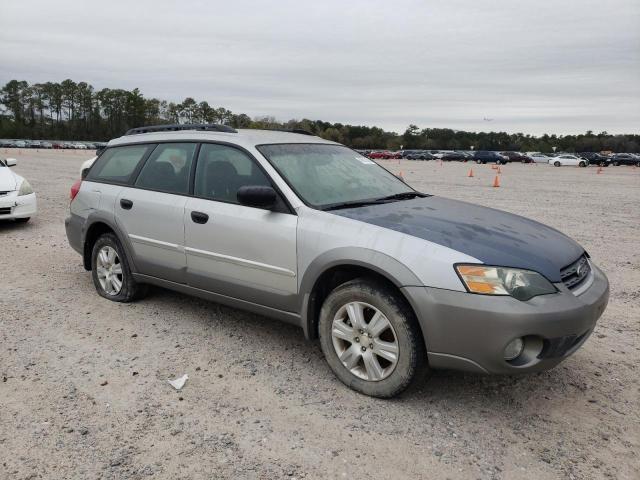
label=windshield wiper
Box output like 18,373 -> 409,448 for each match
322,199 -> 387,211
323,192 -> 425,211
375,191 -> 424,201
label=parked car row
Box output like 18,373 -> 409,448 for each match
356,148 -> 640,167
0,139 -> 107,150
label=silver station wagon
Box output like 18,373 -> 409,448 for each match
65,124 -> 609,398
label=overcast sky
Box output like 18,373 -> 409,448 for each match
1,0 -> 638,135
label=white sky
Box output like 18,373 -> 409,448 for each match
1,0 -> 638,135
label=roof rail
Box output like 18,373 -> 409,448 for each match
255,128 -> 315,136
125,123 -> 237,135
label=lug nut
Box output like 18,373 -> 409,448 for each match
361,346 -> 366,352
369,343 -> 374,349
354,337 -> 360,343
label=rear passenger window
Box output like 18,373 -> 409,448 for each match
194,144 -> 271,203
88,145 -> 152,183
135,143 -> 196,194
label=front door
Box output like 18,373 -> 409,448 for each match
184,143 -> 298,311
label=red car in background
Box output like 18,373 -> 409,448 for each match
368,150 -> 401,159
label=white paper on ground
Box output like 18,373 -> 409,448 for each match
168,374 -> 189,391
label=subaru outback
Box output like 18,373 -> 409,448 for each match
65,124 -> 609,398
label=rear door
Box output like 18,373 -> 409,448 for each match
114,142 -> 197,284
184,143 -> 298,311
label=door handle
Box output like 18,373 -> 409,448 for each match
120,199 -> 133,210
190,211 -> 209,224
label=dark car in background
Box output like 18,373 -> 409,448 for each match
501,151 -> 532,163
402,150 -> 434,160
441,151 -> 467,161
610,153 -> 640,166
473,150 -> 505,164
578,152 -> 610,166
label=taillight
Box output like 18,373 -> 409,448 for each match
70,179 -> 82,201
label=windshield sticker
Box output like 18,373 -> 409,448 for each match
357,157 -> 375,165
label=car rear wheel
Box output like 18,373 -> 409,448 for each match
91,233 -> 146,302
612,161 -> 620,166
554,161 -> 561,167
318,278 -> 428,398
579,161 -> 586,167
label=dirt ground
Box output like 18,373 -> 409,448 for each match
1,150 -> 638,480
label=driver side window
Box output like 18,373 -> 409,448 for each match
194,144 -> 271,204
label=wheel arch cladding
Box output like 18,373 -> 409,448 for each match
82,215 -> 137,273
299,247 -> 423,340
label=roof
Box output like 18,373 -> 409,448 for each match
107,127 -> 338,149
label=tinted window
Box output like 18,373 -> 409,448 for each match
88,145 -> 152,183
194,143 -> 271,203
135,143 -> 196,194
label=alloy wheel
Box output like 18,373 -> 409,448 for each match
96,246 -> 123,295
331,301 -> 399,381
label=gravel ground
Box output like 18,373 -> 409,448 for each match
1,150 -> 638,480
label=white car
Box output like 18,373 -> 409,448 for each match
73,143 -> 88,150
80,156 -> 97,177
0,158 -> 37,223
526,152 -> 554,163
549,155 -> 588,167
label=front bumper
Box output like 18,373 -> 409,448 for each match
0,192 -> 37,219
403,264 -> 609,374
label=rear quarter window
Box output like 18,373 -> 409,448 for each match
87,145 -> 153,184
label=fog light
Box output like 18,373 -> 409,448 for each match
503,337 -> 525,361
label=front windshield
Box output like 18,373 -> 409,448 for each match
257,144 -> 414,208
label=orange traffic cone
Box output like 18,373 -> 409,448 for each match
492,175 -> 500,188
467,168 -> 474,178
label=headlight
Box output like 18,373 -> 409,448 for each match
18,179 -> 34,196
455,265 -> 557,301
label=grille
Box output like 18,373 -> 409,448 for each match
560,254 -> 591,290
0,207 -> 12,215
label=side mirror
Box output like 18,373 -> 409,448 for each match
6,158 -> 17,167
237,185 -> 277,209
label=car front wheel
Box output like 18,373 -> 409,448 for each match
579,161 -> 586,167
554,161 -> 561,167
318,278 -> 427,398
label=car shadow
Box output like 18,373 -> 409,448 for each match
140,284 -> 581,411
0,219 -> 36,231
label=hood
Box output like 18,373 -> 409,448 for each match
0,167 -> 18,191
332,196 -> 584,282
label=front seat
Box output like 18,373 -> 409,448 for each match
204,161 -> 239,202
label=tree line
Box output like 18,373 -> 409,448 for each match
1,79 -> 638,153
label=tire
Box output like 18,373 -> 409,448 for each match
91,232 -> 147,302
613,161 -> 619,166
476,159 -> 482,164
579,161 -> 586,167
318,278 -> 428,398
636,161 -> 640,167
14,217 -> 30,223
554,161 -> 561,167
